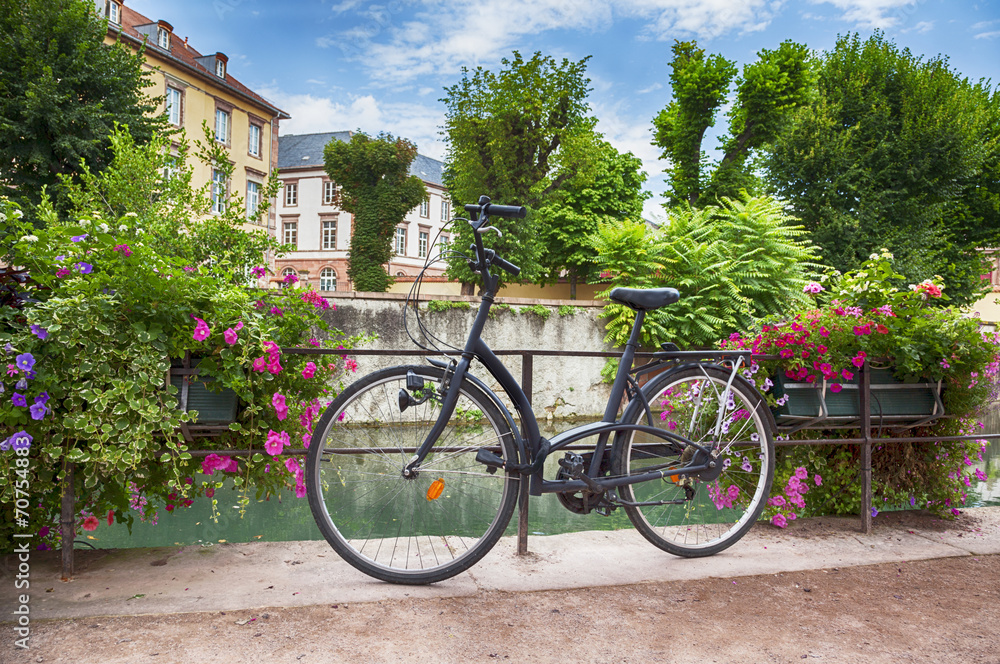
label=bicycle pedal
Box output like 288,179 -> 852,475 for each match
557,452 -> 585,476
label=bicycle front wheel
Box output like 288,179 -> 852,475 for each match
612,364 -> 774,557
306,365 -> 518,584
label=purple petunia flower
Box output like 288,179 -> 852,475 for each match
71,234 -> 88,242
10,431 -> 32,451
29,402 -> 47,420
35,392 -> 49,405
30,324 -> 48,340
12,392 -> 27,407
15,353 -> 34,372
76,262 -> 93,274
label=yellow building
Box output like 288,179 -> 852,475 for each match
97,0 -> 289,234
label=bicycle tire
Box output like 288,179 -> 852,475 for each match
612,364 -> 774,557
306,365 -> 518,584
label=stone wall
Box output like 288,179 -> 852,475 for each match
319,293 -> 614,420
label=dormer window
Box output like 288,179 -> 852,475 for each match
157,27 -> 170,50
105,1 -> 121,25
215,59 -> 225,78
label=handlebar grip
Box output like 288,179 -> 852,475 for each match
463,202 -> 528,219
492,255 -> 521,277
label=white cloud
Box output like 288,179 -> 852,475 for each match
330,0 -> 786,86
809,0 -> 919,29
259,86 -> 448,160
975,30 -> 1000,39
637,82 -> 664,94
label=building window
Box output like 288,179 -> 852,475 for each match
281,267 -> 297,287
283,221 -> 298,247
323,180 -> 337,205
322,220 -> 337,250
320,268 -> 337,292
441,199 -> 450,221
418,231 -> 428,259
157,27 -> 170,50
165,87 -> 182,126
438,235 -> 450,253
284,182 -> 297,206
105,1 -> 120,25
214,109 -> 229,144
396,271 -> 406,277
394,227 -> 406,255
248,123 -> 261,158
215,59 -> 226,78
246,181 -> 261,223
162,155 -> 180,181
419,198 -> 429,218
211,169 -> 227,214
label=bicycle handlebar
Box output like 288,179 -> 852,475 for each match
463,196 -> 527,220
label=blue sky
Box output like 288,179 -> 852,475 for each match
129,0 -> 999,217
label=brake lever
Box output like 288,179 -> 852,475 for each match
478,225 -> 503,238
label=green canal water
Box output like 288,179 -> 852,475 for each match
86,422 -> 1000,550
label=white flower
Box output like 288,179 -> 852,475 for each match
119,224 -> 128,231
0,213 -> 6,222
13,209 -> 23,218
99,223 -> 110,232
20,235 -> 38,242
123,212 -> 138,218
78,219 -> 89,226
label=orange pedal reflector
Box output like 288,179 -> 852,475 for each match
426,478 -> 445,501
670,474 -> 680,483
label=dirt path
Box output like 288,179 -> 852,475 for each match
3,554 -> 998,664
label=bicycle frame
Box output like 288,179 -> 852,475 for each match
403,210 -> 751,500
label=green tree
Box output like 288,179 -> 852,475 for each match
0,0 -> 165,212
441,51 -> 594,288
765,32 -> 1000,306
323,132 -> 427,292
652,40 -> 811,206
534,133 -> 649,298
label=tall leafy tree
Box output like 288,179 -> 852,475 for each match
765,32 -> 1000,306
324,132 -> 426,293
652,40 -> 811,206
534,133 -> 649,298
0,0 -> 165,211
441,51 -> 593,289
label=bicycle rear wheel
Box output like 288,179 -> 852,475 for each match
612,364 -> 774,557
306,365 -> 518,584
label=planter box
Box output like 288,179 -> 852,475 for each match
772,368 -> 943,429
169,358 -> 240,424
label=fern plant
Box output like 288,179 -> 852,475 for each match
592,193 -> 825,350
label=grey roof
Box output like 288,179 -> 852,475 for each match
277,132 -> 445,187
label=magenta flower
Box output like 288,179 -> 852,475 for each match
272,393 -> 288,420
830,383 -> 842,393
263,341 -> 280,355
234,321 -> 244,331
302,362 -> 316,379
252,356 -> 268,372
771,513 -> 788,528
192,317 -> 211,341
814,474 -> 822,486
56,268 -> 70,278
794,467 -> 808,480
308,338 -> 321,347
768,495 -> 786,507
803,282 -> 824,294
113,244 -> 132,257
269,306 -> 284,317
251,266 -> 267,279
284,273 -> 298,284
265,429 -> 289,456
284,457 -> 300,474
841,369 -> 854,381
851,352 -> 867,368
224,328 -> 239,345
267,356 -> 283,374
345,358 -> 358,373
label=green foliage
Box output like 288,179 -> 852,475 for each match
0,0 -> 166,212
425,299 -> 472,312
441,51 -> 594,286
518,304 -> 551,320
58,123 -> 283,281
0,129 -> 360,550
652,39 -> 810,206
593,194 -> 824,349
765,31 -> 1000,307
324,132 -> 427,292
534,133 -> 649,297
488,303 -> 514,318
557,305 -> 581,317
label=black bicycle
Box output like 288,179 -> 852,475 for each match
306,196 -> 775,584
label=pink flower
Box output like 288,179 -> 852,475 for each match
265,429 -> 289,456
852,352 -> 867,368
301,290 -> 331,310
295,483 -> 307,498
113,244 -> 132,257
251,266 -> 266,279
285,458 -> 300,474
803,282 -> 824,294
192,317 -> 211,341
345,358 -> 358,373
82,515 -> 99,532
224,328 -> 239,345
814,474 -> 823,486
302,434 -> 311,448
205,488 -> 215,498
263,341 -> 280,355
841,369 -> 854,381
201,453 -> 230,475
830,383 -> 842,393
272,393 -> 288,420
267,356 -> 283,374
56,267 -> 70,278
794,467 -> 808,480
771,513 -> 788,528
252,356 -> 268,372
284,273 -> 299,284
234,321 -> 244,331
302,361 -> 317,379
768,495 -> 786,507
270,306 -> 284,317
308,338 -> 321,347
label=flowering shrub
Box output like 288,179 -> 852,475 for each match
0,130 -> 364,551
722,251 -> 996,524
